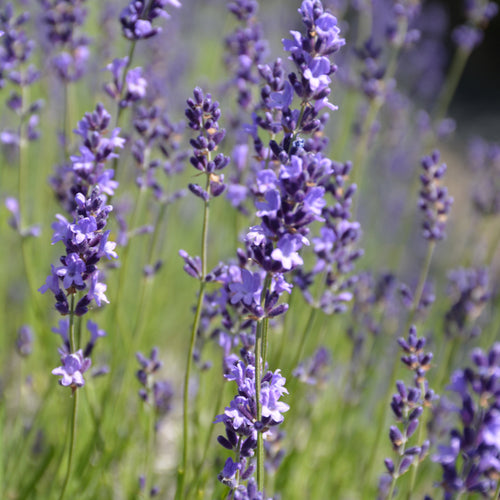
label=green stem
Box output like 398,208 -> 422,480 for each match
291,306 -> 318,371
255,318 -> 265,491
133,200 -> 169,338
407,240 -> 435,327
493,479 -> 500,500
332,88 -> 359,161
176,174 -> 211,500
59,295 -> 78,500
115,41 -> 137,129
255,273 -> 272,492
112,183 -> 148,342
433,47 -> 471,123
143,404 -> 156,498
192,379 -> 226,494
275,288 -> 296,368
58,390 -> 78,500
17,85 -> 45,323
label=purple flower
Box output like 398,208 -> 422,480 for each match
418,150 -> 453,241
98,231 -> 118,260
120,0 -> 181,41
87,271 -> 108,307
229,268 -> 262,306
52,318 -> 70,346
70,216 -> 97,244
271,233 -> 309,270
16,325 -> 34,357
255,189 -> 281,216
56,252 -> 86,289
433,343 -> 500,497
52,349 -> 91,388
303,186 -> 326,218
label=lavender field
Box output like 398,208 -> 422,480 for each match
1,0 -> 500,498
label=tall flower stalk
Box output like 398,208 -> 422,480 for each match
39,103 -> 121,498
176,87 -> 229,499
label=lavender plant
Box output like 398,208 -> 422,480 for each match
1,0 -> 500,498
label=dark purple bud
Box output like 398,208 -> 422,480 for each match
188,183 -> 209,202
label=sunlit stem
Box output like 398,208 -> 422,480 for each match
176,173 -> 211,500
255,272 -> 272,491
58,295 -> 78,500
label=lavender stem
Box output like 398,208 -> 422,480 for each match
433,47 -> 470,123
352,16 -> 408,219
58,295 -> 78,500
255,318 -> 265,491
292,306 -> 318,373
255,272 -> 272,491
177,174 -> 211,500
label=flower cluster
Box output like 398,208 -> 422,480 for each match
432,343 -> 500,498
41,104 -> 121,316
0,3 -> 41,145
452,0 -> 498,51
0,4 -> 37,88
293,346 -> 331,386
39,0 -> 90,82
215,350 -> 289,492
445,267 -> 490,339
51,103 -> 124,212
131,104 -> 187,200
5,197 -> 41,238
418,150 -> 453,241
104,57 -> 147,109
467,137 -> 500,216
283,0 -> 345,113
39,188 -> 117,316
353,38 -> 386,101
380,326 -> 435,497
185,87 -> 230,201
225,0 -> 267,111
136,348 -> 174,424
51,319 -> 106,388
16,325 -> 34,357
120,0 -> 181,41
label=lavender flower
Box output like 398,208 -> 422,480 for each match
418,150 -> 453,241
224,0 -> 268,111
380,326 -> 436,498
131,103 -> 187,204
51,103 -> 124,212
452,0 -> 498,51
293,346 -> 331,386
445,267 -> 490,339
467,138 -> 500,216
215,351 -> 289,493
120,0 -> 181,41
0,4 -> 36,87
41,105 -> 120,317
16,325 -> 34,357
432,343 -> 500,498
104,58 -> 147,108
0,4 -> 42,144
5,197 -> 41,238
39,0 -> 90,82
136,348 -> 174,424
52,348 -> 91,388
